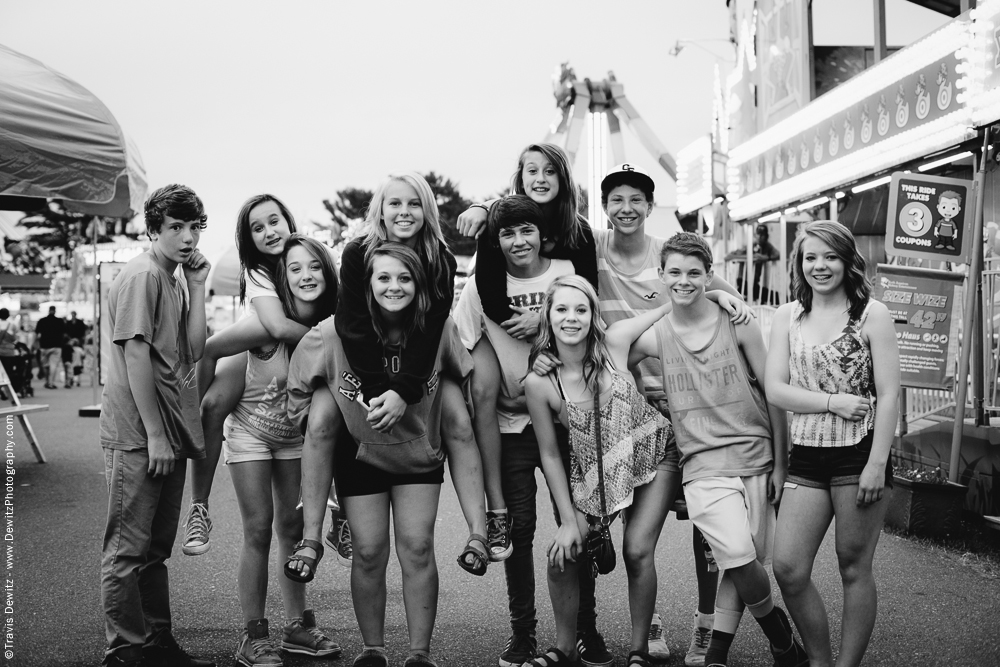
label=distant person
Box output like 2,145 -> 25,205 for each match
67,310 -> 88,343
726,224 -> 780,304
35,305 -> 66,389
0,308 -> 22,396
766,221 -> 899,667
61,337 -> 76,387
99,184 -> 214,667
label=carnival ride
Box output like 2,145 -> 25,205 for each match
542,64 -> 678,227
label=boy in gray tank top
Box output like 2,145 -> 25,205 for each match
631,233 -> 807,667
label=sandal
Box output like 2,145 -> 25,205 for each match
456,533 -> 489,576
627,649 -> 654,666
284,538 -> 324,583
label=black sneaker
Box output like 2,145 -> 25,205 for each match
103,646 -> 144,667
487,510 -> 513,562
576,630 -> 613,667
143,631 -> 215,667
770,607 -> 808,667
498,632 -> 537,667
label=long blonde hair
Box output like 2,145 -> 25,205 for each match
364,243 -> 430,348
361,171 -> 450,302
529,275 -> 612,393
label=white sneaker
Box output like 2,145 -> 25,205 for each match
182,502 -> 212,556
685,612 -> 714,667
647,612 -> 670,661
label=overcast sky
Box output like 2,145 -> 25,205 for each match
0,0 -> 947,260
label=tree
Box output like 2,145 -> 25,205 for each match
423,171 -> 477,256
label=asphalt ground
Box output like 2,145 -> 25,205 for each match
7,384 -> 1000,666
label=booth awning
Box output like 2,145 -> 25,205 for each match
0,274 -> 51,293
0,43 -> 147,218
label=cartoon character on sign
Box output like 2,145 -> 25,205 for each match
764,154 -> 773,186
813,132 -> 824,164
800,140 -> 809,170
843,112 -> 855,150
934,190 -> 961,250
775,149 -> 784,180
915,74 -> 931,119
895,83 -> 910,128
828,124 -> 839,157
861,104 -> 873,144
877,94 -> 890,136
937,63 -> 953,110
786,146 -> 797,175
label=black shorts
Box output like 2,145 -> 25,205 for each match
787,430 -> 893,490
333,424 -> 444,497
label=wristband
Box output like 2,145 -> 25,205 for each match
826,395 -> 832,412
470,203 -> 490,213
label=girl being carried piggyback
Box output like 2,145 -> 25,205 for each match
286,243 -> 471,667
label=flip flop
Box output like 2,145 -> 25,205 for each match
456,533 -> 489,577
284,538 -> 324,583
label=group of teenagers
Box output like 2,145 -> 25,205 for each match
98,142 -> 901,667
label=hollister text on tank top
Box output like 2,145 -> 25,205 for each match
788,300 -> 876,447
654,305 -> 773,483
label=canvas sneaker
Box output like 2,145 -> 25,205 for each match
325,511 -> 353,565
498,632 -> 537,667
281,609 -> 341,657
685,612 -> 713,667
576,630 -> 613,667
647,612 -> 670,660
182,502 -> 212,556
486,510 -> 513,561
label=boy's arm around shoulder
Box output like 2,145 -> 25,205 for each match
734,315 -> 787,504
607,303 -> 669,365
626,316 -> 662,371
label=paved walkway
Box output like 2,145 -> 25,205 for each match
8,385 -> 1000,666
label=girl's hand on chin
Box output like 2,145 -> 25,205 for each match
367,390 -> 406,432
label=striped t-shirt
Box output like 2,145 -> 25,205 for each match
595,229 -> 668,404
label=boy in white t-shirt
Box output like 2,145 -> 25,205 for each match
454,195 -> 611,667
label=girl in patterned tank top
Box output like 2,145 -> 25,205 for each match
765,221 -> 900,667
523,276 -> 678,667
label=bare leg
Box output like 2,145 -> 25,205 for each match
190,354 -> 246,505
773,484 -> 835,667
830,485 -> 889,667
470,337 -> 505,511
343,492 -> 391,647
288,386 -> 342,579
439,377 -> 487,540
229,460 -> 275,622
272,458 -> 306,619
622,469 -> 680,653
391,483 -> 442,653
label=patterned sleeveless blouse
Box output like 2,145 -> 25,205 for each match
788,300 -> 876,448
555,369 -> 673,516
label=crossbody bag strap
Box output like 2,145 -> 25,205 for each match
593,381 -> 608,522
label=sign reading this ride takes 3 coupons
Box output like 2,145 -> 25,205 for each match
885,172 -> 972,264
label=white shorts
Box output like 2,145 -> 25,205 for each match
684,473 -> 774,571
223,419 -> 302,464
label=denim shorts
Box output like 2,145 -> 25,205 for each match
786,430 -> 893,490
